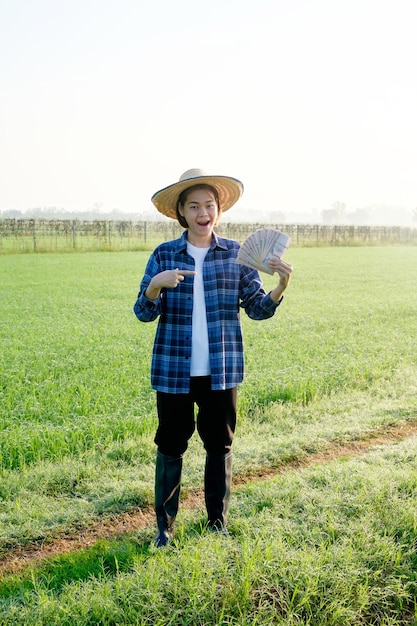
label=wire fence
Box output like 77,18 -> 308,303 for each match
1,218 -> 416,253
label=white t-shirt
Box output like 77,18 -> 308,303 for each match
187,242 -> 211,377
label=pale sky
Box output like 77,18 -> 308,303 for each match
1,0 -> 416,222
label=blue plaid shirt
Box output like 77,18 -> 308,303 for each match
133,231 -> 282,393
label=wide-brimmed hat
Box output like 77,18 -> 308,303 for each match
151,168 -> 244,219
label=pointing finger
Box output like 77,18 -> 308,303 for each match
176,269 -> 197,276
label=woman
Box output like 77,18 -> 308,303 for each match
134,168 -> 293,547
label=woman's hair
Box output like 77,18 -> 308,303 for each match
176,184 -> 221,228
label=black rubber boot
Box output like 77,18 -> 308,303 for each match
154,451 -> 183,548
204,451 -> 233,533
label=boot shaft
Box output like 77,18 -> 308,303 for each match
204,451 -> 233,529
155,451 -> 183,543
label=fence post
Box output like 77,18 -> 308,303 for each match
32,219 -> 37,252
72,220 -> 76,249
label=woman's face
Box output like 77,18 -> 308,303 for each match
178,188 -> 219,246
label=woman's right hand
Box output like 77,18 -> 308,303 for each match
145,268 -> 196,300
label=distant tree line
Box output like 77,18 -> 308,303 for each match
321,202 -> 417,226
1,202 -> 416,227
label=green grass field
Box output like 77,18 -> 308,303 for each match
1,245 -> 417,624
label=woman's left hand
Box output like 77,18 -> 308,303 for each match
268,257 -> 293,301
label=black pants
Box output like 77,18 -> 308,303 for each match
155,376 -> 237,457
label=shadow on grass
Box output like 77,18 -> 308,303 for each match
0,536 -> 153,599
0,519 -> 218,600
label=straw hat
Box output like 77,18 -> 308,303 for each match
151,168 -> 244,219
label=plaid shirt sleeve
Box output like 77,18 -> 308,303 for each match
133,232 -> 282,393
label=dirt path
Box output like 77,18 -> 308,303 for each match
1,420 -> 416,577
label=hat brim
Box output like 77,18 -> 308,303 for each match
151,175 -> 244,219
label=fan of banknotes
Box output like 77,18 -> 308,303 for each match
236,228 -> 291,275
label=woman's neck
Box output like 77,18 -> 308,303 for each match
186,231 -> 212,248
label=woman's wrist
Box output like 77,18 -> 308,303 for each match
145,281 -> 161,300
